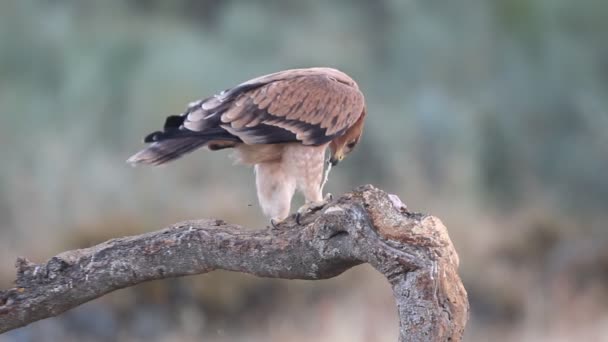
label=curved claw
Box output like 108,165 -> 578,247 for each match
270,218 -> 281,229
295,212 -> 302,225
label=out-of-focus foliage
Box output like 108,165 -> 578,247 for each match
1,0 -> 607,341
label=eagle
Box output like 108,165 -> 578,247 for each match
127,67 -> 367,225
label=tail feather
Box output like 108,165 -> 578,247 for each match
127,137 -> 209,166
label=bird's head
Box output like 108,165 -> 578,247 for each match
329,108 -> 366,166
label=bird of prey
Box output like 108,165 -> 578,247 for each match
128,67 -> 366,225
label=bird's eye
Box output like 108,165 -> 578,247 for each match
347,141 -> 357,149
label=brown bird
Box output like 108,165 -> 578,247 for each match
128,67 -> 366,225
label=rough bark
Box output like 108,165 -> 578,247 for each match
0,185 -> 468,341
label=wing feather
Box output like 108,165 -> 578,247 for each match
216,72 -> 364,145
179,68 -> 365,146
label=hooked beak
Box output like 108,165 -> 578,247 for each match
329,155 -> 342,166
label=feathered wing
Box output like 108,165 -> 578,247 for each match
127,67 -> 365,165
126,137 -> 209,165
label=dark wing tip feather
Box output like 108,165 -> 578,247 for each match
144,131 -> 163,143
164,115 -> 185,129
144,113 -> 188,143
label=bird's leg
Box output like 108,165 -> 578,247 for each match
255,163 -> 296,230
296,159 -> 334,224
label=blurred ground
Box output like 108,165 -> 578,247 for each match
1,0 -> 607,341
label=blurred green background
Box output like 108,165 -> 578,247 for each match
1,0 -> 607,341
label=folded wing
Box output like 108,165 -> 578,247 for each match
128,68 -> 365,165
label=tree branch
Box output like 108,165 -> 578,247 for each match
0,185 -> 469,341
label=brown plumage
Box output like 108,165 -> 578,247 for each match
128,67 -> 366,223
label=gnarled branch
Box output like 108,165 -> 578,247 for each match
0,185 -> 469,341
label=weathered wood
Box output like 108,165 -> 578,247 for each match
0,185 -> 468,341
